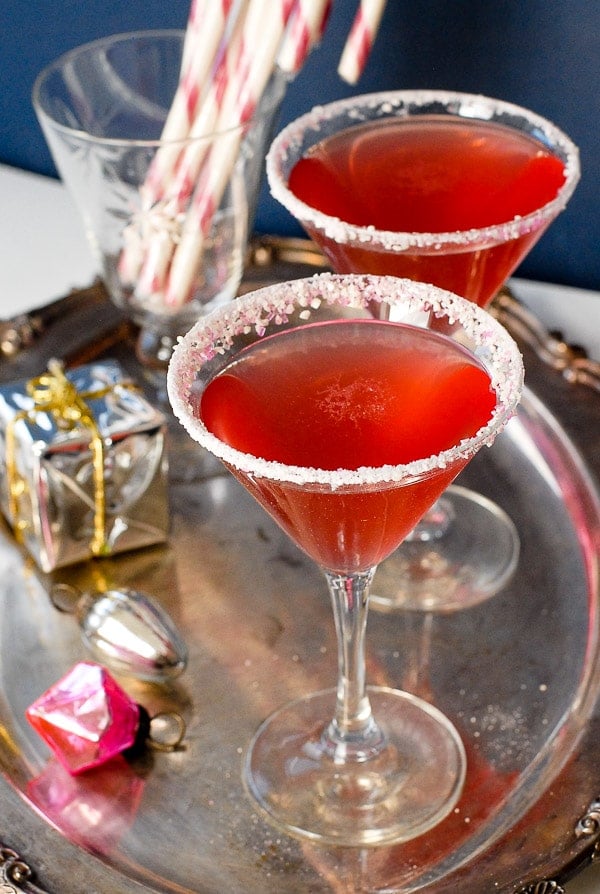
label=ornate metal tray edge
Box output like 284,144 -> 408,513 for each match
0,847 -> 52,894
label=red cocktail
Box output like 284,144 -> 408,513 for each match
267,91 -> 579,610
168,273 -> 524,846
287,116 -> 567,307
200,317 -> 496,572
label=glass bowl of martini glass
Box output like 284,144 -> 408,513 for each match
167,272 -> 524,846
266,90 -> 579,612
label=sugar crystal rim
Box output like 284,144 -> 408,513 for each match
266,89 -> 580,252
167,274 -> 524,489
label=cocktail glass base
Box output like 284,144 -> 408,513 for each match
370,486 -> 519,613
243,686 -> 466,847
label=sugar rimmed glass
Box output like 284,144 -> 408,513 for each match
167,272 -> 523,846
266,90 -> 579,611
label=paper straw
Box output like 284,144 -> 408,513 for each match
123,0 -> 375,307
169,3 -> 248,207
132,3 -> 250,296
277,0 -> 332,74
337,0 -> 387,84
120,1 -> 239,287
181,0 -> 224,75
218,0 -> 295,126
145,0 -> 238,202
165,0 -> 298,307
164,129 -> 242,308
135,3 -> 250,298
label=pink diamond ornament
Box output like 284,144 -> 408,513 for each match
26,661 -> 141,775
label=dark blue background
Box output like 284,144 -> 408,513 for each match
1,1 -> 598,290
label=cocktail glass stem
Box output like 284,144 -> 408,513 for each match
322,570 -> 385,761
243,562 -> 467,845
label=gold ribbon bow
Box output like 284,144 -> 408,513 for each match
6,359 -> 130,557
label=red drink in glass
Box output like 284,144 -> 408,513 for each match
199,319 -> 496,571
288,117 -> 567,307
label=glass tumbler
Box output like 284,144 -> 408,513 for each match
32,30 -> 285,372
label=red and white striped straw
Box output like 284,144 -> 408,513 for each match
120,0 -> 239,286
165,0 -> 298,306
135,3 -> 250,298
337,0 -> 387,84
168,4 -> 248,208
218,0 -> 296,129
124,0 -> 393,307
277,0 -> 332,75
131,3 -> 250,294
144,0 -> 238,202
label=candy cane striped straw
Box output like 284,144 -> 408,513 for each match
277,0 -> 332,75
168,2 -> 248,209
135,4 -> 250,298
165,0 -> 298,307
145,0 -> 239,201
338,0 -> 388,84
119,0 -> 239,287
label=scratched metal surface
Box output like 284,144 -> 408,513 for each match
0,241 -> 598,894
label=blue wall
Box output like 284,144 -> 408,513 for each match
2,0 -> 598,290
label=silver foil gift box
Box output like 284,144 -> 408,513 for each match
0,358 -> 168,571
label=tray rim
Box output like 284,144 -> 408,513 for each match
0,243 -> 598,894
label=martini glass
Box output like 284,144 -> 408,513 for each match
266,89 -> 579,611
167,272 -> 523,846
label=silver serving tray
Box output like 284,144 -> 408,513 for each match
0,243 -> 598,893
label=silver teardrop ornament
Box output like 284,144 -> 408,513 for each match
51,584 -> 188,682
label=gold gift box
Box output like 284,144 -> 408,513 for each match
0,359 -> 168,571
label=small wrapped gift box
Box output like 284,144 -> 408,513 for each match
0,358 -> 168,571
